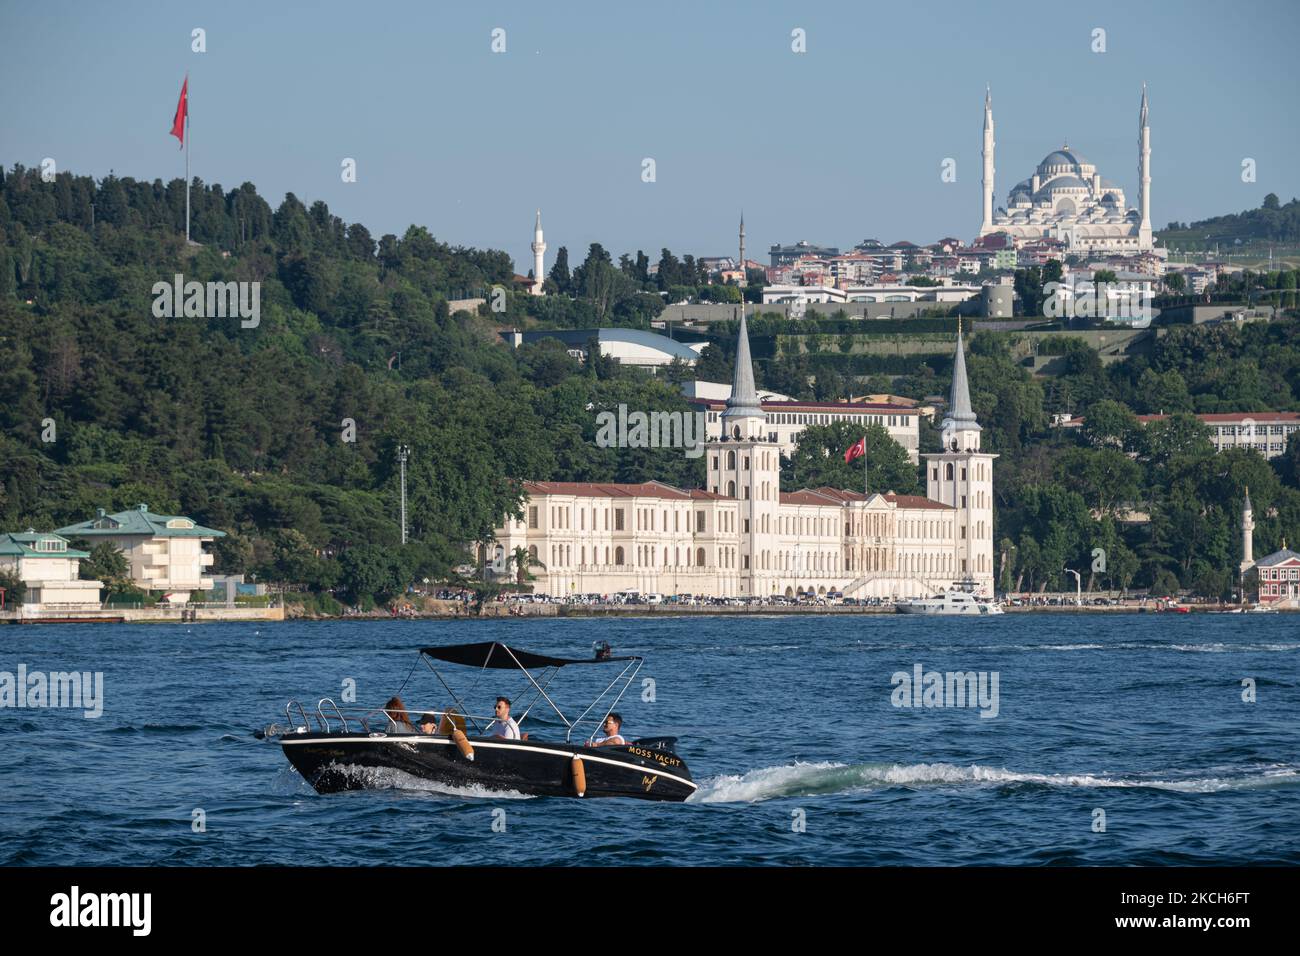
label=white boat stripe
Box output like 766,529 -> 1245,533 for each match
281,735 -> 698,790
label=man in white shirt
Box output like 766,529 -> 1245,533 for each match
486,696 -> 520,739
588,713 -> 626,747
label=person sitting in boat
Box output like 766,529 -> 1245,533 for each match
587,713 -> 626,747
383,696 -> 416,734
417,712 -> 439,734
485,696 -> 520,739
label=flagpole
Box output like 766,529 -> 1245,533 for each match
863,430 -> 868,496
184,74 -> 190,244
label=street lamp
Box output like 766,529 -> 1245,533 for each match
397,445 -> 411,545
1063,567 -> 1082,606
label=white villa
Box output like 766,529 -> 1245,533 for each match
56,504 -> 225,603
494,315 -> 995,599
0,531 -> 103,612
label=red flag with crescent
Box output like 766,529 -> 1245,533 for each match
844,436 -> 866,464
170,76 -> 188,147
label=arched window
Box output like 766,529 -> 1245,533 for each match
615,546 -> 624,565
727,480 -> 736,497
946,463 -> 954,480
528,544 -> 538,562
696,547 -> 705,566
727,450 -> 736,469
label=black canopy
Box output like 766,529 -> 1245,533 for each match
420,641 -> 638,670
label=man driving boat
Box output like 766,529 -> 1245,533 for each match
587,713 -> 626,747
485,696 -> 520,739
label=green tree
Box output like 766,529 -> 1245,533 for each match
782,422 -> 918,494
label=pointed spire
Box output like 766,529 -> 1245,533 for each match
1243,486 -> 1253,513
983,84 -> 992,130
724,307 -> 764,422
534,208 -> 542,232
1140,83 -> 1148,128
944,323 -> 980,433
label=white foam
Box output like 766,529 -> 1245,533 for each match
329,764 -> 535,800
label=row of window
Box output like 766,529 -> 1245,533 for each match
1215,425 -> 1297,436
1260,567 -> 1300,580
709,449 -> 779,471
929,461 -> 989,483
545,544 -> 737,570
706,412 -> 912,428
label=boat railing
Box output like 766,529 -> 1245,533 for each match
317,698 -> 351,733
284,699 -> 511,736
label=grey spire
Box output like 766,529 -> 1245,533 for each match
1140,83 -> 1148,128
724,308 -> 764,421
1243,486 -> 1252,514
945,324 -> 980,432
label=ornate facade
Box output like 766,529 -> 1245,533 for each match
495,316 -> 996,599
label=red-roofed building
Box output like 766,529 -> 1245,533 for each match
1135,412 -> 1300,459
493,317 -> 995,600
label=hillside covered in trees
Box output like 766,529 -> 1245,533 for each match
0,164 -> 707,605
1160,193 -> 1300,246
2,163 -> 1299,604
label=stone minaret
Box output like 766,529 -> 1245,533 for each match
738,211 -> 746,281
980,85 -> 995,235
1240,486 -> 1255,574
530,209 -> 546,296
1138,85 -> 1152,246
924,320 -> 998,594
711,308 -> 779,598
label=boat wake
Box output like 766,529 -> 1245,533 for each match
689,760 -> 1300,803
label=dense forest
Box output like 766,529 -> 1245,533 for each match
2,164 -> 1299,605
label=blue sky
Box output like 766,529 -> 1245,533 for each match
3,0 -> 1297,271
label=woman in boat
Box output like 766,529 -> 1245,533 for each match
383,696 -> 415,734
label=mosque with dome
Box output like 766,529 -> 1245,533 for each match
978,86 -> 1156,255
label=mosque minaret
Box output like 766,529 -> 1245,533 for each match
530,209 -> 547,296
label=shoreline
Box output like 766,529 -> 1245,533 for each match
286,602 -> 1291,621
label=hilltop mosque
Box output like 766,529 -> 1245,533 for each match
978,86 -> 1155,255
494,317 -> 996,600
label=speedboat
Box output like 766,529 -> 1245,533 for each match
262,641 -> 697,802
895,589 -> 1004,615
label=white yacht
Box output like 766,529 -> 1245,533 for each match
895,589 -> 1004,616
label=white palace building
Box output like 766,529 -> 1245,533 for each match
494,317 -> 995,599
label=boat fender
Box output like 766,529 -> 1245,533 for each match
452,728 -> 474,761
570,755 -> 586,797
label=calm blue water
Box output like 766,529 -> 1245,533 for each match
2,614 -> 1297,866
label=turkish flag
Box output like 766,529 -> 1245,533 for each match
170,75 -> 188,147
844,436 -> 866,464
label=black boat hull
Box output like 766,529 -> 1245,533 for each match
279,732 -> 696,801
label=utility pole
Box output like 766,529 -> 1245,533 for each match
397,445 -> 410,545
